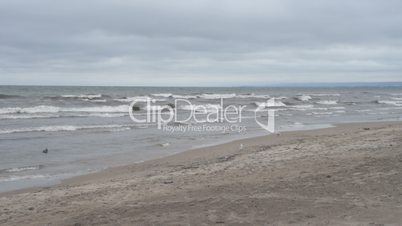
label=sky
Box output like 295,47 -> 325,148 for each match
0,0 -> 401,86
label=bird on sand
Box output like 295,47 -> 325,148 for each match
42,148 -> 48,154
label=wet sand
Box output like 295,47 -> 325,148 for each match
1,121 -> 402,225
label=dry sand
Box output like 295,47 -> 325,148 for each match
1,121 -> 402,225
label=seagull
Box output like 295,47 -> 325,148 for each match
42,148 -> 48,154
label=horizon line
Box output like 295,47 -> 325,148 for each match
1,81 -> 402,88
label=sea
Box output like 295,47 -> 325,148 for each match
1,85 -> 402,192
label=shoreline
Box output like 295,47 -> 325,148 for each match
0,120 -> 394,197
0,122 -> 333,196
1,120 -> 402,225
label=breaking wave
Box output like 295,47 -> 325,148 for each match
0,124 -> 134,134
0,114 -> 61,120
0,174 -> 49,182
316,100 -> 338,105
61,94 -> 103,99
377,100 -> 402,106
237,93 -> 270,99
0,105 -> 130,114
0,165 -> 43,174
308,93 -> 341,97
152,93 -> 173,98
254,100 -> 287,108
115,96 -> 166,102
198,93 -> 236,99
171,94 -> 198,99
295,95 -> 312,101
115,93 -> 272,101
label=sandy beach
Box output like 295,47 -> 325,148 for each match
2,0 -> 402,225
1,121 -> 402,225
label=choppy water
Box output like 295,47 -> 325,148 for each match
1,85 -> 402,192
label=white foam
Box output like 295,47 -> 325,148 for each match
171,94 -> 198,99
84,99 -> 107,103
0,114 -> 60,119
296,95 -> 312,101
316,100 -> 338,105
311,107 -> 329,111
310,112 -> 334,115
375,107 -> 402,111
0,105 -> 60,114
237,93 -> 270,99
65,105 -> 130,113
0,124 -> 132,134
114,96 -> 151,102
110,127 -> 131,132
199,93 -> 236,99
152,93 -> 173,98
255,100 -> 287,108
159,143 -> 170,147
275,96 -> 288,100
0,112 -> 126,120
2,165 -> 42,173
87,113 -> 127,118
61,94 -> 102,99
378,100 -> 402,106
0,105 -> 130,114
275,101 -> 287,107
0,174 -> 48,182
308,93 -> 341,97
290,105 -> 315,111
355,109 -> 372,112
330,106 -> 345,110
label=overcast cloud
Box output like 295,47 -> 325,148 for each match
0,0 -> 401,86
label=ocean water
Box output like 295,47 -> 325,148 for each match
1,85 -> 402,192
